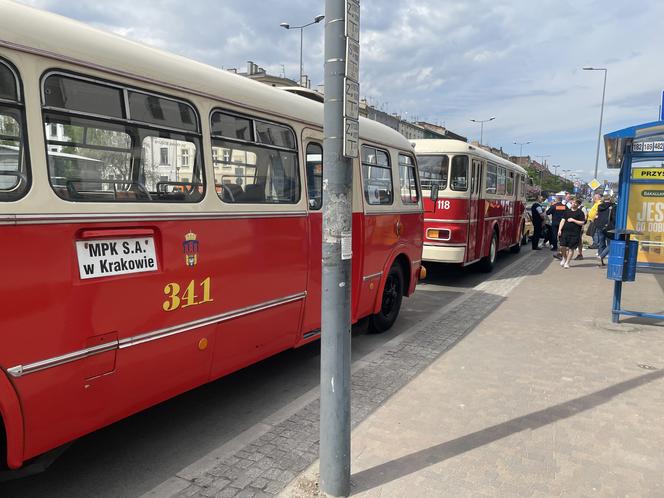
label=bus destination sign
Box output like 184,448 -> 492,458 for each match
76,237 -> 158,279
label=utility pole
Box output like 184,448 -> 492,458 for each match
320,0 -> 359,496
583,67 -> 607,181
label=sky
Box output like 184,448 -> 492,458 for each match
15,0 -> 664,184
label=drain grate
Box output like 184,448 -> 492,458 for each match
637,364 -> 658,370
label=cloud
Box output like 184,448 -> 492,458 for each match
15,0 -> 664,182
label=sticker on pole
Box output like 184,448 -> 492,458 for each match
76,237 -> 158,279
341,232 -> 353,260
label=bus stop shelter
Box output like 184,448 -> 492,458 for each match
604,120 -> 664,322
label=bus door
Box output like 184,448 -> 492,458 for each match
468,159 -> 484,262
300,134 -> 324,338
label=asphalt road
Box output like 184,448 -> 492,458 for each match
0,249 -> 526,498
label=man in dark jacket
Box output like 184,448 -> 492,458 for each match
530,193 -> 546,250
547,194 -> 567,257
596,195 -> 616,265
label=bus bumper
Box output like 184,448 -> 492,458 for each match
422,244 -> 465,263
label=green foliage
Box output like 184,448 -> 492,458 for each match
526,165 -> 573,195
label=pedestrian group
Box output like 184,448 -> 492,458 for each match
530,191 -> 616,268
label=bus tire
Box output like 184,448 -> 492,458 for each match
479,231 -> 498,273
520,223 -> 528,245
369,263 -> 404,333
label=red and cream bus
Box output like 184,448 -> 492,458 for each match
412,139 -> 527,272
0,2 -> 423,470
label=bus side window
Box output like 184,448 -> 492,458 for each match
0,58 -> 30,200
398,153 -> 419,204
211,110 -> 300,205
486,163 -> 497,194
507,171 -> 514,196
306,143 -> 323,210
42,73 -> 204,202
362,145 -> 393,206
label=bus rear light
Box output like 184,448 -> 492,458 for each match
426,228 -> 451,241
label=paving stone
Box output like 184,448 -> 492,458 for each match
185,253 -> 549,496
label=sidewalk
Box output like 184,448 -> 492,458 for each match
285,251 -> 664,497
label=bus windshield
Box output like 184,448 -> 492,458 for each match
417,154 -> 448,190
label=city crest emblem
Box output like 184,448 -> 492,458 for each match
182,231 -> 199,267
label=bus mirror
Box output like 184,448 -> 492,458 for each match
430,184 -> 439,202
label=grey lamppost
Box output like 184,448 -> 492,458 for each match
513,140 -> 532,161
470,116 -> 495,144
280,15 -> 325,86
583,67 -> 608,181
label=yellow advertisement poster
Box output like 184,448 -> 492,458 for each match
627,182 -> 664,264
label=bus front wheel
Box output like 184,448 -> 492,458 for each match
369,264 -> 404,333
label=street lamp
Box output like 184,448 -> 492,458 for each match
583,67 -> 608,181
470,117 -> 495,145
280,14 -> 325,86
552,164 -> 560,176
513,140 -> 532,162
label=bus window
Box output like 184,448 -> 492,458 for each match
486,163 -> 497,194
497,167 -> 506,195
0,58 -> 29,200
211,110 -> 299,204
362,145 -> 393,205
42,73 -> 204,202
450,155 -> 468,191
417,154 -> 448,191
306,143 -> 323,210
507,171 -> 514,196
398,154 -> 419,204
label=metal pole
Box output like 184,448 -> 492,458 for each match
480,122 -> 484,145
299,27 -> 304,86
320,0 -> 352,495
593,69 -> 607,180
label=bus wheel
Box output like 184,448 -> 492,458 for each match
510,239 -> 521,254
369,264 -> 404,333
479,232 -> 498,273
520,223 -> 528,245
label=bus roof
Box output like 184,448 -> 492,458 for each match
0,1 -> 411,152
411,139 -> 527,175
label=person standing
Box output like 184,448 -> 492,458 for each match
547,194 -> 567,257
586,192 -> 602,249
558,197 -> 586,268
530,193 -> 546,250
597,196 -> 616,266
